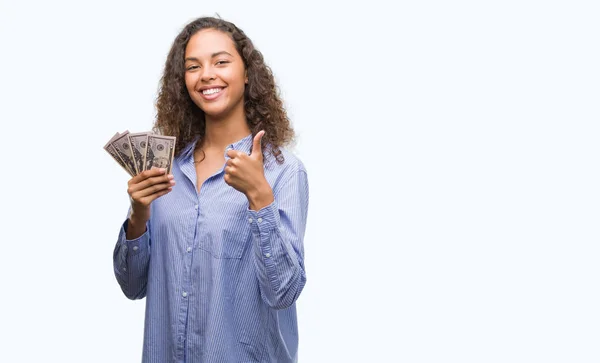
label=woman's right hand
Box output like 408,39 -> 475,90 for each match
127,167 -> 175,228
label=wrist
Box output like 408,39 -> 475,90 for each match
126,214 -> 148,240
247,183 -> 274,211
129,211 -> 148,227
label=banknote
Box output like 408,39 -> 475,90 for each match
104,137 -> 135,177
128,132 -> 151,175
110,131 -> 137,176
105,130 -> 175,176
144,134 -> 176,174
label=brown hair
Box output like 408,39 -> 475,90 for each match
154,16 -> 294,164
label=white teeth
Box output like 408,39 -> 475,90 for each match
202,88 -> 222,95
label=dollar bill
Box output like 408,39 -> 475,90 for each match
128,132 -> 151,175
110,131 -> 137,176
107,130 -> 129,145
104,141 -> 135,177
144,134 -> 176,174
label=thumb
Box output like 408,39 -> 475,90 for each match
251,130 -> 265,160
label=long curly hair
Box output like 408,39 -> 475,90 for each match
154,16 -> 294,164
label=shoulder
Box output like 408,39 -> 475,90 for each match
265,144 -> 306,172
264,144 -> 307,188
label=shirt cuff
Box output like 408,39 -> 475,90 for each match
121,219 -> 150,256
247,200 -> 280,237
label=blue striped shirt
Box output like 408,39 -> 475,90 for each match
113,133 -> 309,363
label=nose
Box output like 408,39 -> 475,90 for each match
200,67 -> 216,82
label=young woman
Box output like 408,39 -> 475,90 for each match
113,16 -> 309,363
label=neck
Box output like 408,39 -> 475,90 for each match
201,105 -> 251,151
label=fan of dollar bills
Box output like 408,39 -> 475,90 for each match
104,131 -> 176,177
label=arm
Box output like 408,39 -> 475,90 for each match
247,169 -> 309,310
112,168 -> 173,300
113,213 -> 151,300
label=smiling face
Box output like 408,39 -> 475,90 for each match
184,29 -> 248,120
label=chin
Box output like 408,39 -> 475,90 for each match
202,107 -> 230,119
194,99 -> 222,115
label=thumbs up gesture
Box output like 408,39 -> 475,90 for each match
224,130 -> 274,210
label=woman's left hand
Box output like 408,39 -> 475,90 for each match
224,130 -> 274,209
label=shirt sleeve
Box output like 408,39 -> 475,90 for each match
113,215 -> 151,300
247,169 -> 309,310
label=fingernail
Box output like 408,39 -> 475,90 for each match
170,180 -> 175,185
168,174 -> 174,180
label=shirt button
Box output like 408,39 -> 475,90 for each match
194,205 -> 198,210
123,267 -> 127,272
265,253 -> 271,258
248,218 -> 253,224
186,247 -> 192,253
257,218 -> 263,223
182,291 -> 188,298
132,246 -> 139,251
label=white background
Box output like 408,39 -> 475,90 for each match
1,0 -> 598,362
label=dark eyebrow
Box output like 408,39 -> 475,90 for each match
211,51 -> 233,58
184,51 -> 234,62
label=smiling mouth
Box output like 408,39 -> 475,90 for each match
202,88 -> 223,95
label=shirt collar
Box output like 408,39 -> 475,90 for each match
180,136 -> 200,162
179,133 -> 254,162
224,133 -> 253,159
